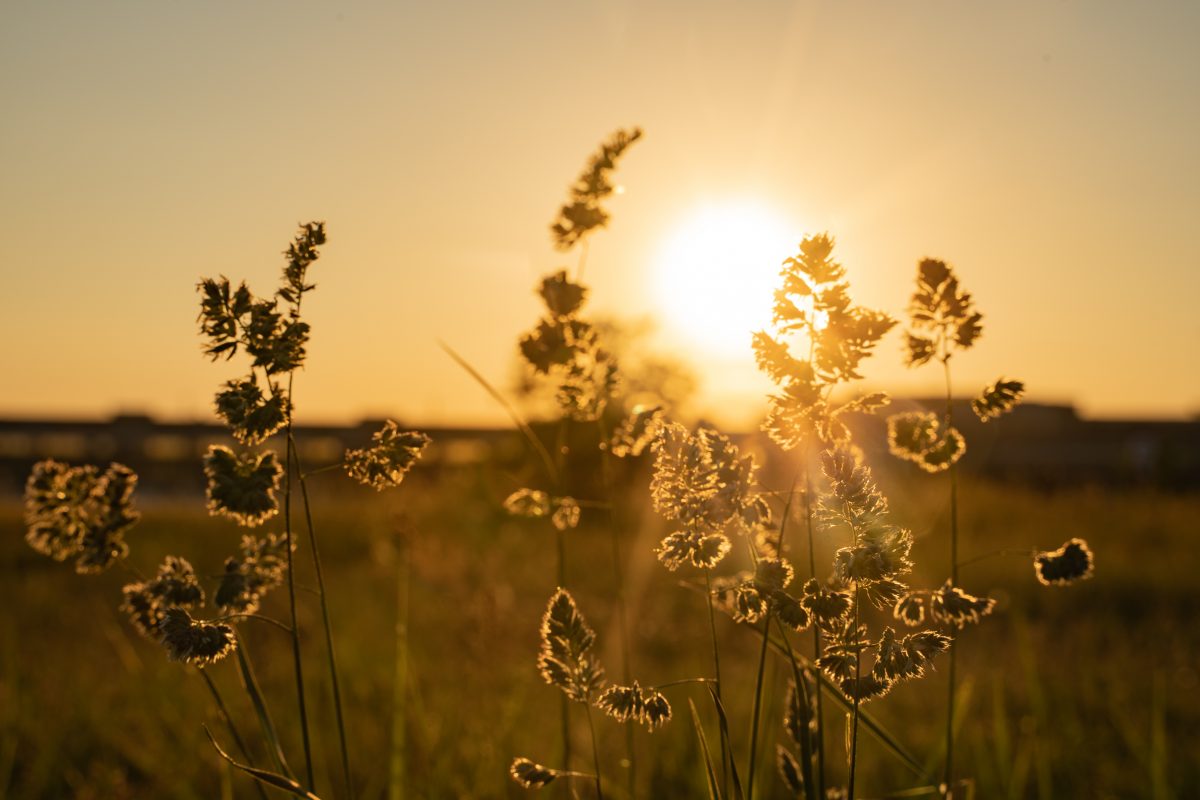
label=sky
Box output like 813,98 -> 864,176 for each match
2,0 -> 1198,428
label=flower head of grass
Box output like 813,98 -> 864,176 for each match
203,446 -> 283,526
755,234 -> 895,450
509,758 -> 559,789
972,378 -> 1025,422
214,377 -> 288,445
886,411 -> 966,473
597,681 -> 672,731
1034,538 -> 1094,586
24,460 -> 139,573
158,608 -> 237,666
121,555 -> 206,637
902,258 -> 983,365
344,421 -> 430,491
550,127 -> 642,250
215,533 -> 291,614
537,589 -> 605,703
609,403 -> 665,457
503,488 -> 552,517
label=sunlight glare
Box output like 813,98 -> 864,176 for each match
654,200 -> 800,359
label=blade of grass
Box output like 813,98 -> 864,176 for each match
690,698 -> 723,800
205,727 -> 322,800
439,340 -> 558,484
198,668 -> 270,800
707,685 -> 745,800
292,439 -> 353,798
389,533 -> 410,800
232,632 -> 294,780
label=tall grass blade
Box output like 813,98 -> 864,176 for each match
205,727 -> 322,800
233,631 -> 294,779
689,698 -> 723,800
439,340 -> 559,483
707,685 -> 745,800
389,536 -> 410,800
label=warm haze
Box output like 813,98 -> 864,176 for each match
2,1 -> 1198,427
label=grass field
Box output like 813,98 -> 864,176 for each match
2,447 -> 1197,799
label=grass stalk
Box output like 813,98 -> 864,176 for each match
292,437 -> 354,798
803,471 -> 827,795
942,342 -> 959,794
282,394 -> 315,789
199,668 -> 270,800
705,568 -> 730,794
848,587 -> 862,799
585,703 -> 604,800
595,419 -> 636,797
745,611 -> 773,800
389,533 -> 410,800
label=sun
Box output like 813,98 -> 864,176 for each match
654,200 -> 801,359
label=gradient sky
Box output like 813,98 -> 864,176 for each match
3,1 -> 1198,427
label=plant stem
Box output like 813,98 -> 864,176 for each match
595,419 -> 636,797
848,586 -> 862,800
746,610 -> 773,800
942,343 -> 958,795
292,438 -> 354,799
585,703 -> 604,800
804,470 -> 827,796
704,568 -> 729,795
199,668 -> 270,800
282,378 -> 315,789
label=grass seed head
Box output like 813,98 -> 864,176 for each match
157,608 -> 237,666
344,421 -> 430,491
509,757 -> 558,789
537,589 -> 605,703
1034,538 -> 1094,586
503,489 -> 552,518
214,377 -> 288,445
203,446 -> 283,526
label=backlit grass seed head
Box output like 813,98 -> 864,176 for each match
551,127 -> 642,250
215,533 -> 291,614
755,557 -> 794,593
158,608 -> 237,666
872,627 -> 950,682
504,488 -> 552,518
784,672 -> 819,746
537,589 -> 605,703
551,497 -> 581,531
972,378 -> 1025,422
655,530 -> 731,571
609,403 -> 665,457
801,578 -> 853,631
344,421 -> 430,491
24,460 -> 139,573
510,758 -> 559,789
1034,538 -> 1094,586
898,581 -> 996,629
733,584 -> 768,623
650,421 -> 762,535
75,463 -> 139,573
203,446 -> 282,526
120,556 -> 205,637
886,412 -> 966,473
903,258 -> 983,364
538,270 -> 588,318
777,745 -> 805,795
597,681 -> 673,731
756,234 -> 894,450
214,377 -> 288,445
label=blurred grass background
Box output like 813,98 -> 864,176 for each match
1,447 -> 1197,799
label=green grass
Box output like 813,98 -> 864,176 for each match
1,461 -> 1197,799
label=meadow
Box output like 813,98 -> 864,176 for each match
3,457 -> 1196,799
5,131 -> 1198,800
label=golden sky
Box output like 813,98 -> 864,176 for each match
2,1 -> 1198,427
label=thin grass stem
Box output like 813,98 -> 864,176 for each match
848,586 -> 862,799
282,380 -> 315,789
704,568 -> 730,795
199,668 -> 270,800
292,437 -> 353,799
745,611 -> 772,800
585,703 -> 604,800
